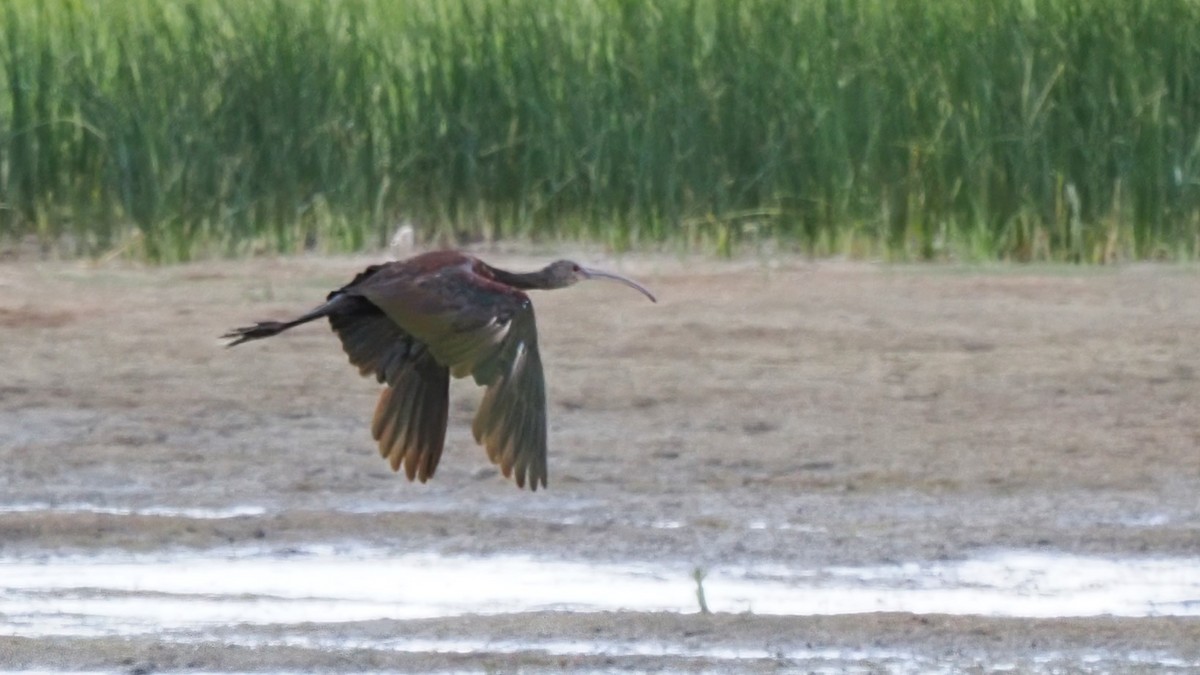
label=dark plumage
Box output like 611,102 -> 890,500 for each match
223,250 -> 655,490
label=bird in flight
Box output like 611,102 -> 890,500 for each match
224,251 -> 656,491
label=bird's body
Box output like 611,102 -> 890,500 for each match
224,251 -> 655,490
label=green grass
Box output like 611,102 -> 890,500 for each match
2,0 -> 1200,261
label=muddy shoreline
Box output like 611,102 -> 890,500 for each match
4,613 -> 1200,673
2,253 -> 1199,671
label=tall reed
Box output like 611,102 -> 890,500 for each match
2,0 -> 1199,261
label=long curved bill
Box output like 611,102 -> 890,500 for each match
581,267 -> 657,303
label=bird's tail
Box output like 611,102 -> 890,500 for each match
223,297 -> 345,347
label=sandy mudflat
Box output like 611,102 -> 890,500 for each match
1,251 -> 1198,672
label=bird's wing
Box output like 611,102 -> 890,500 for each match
468,307 -> 548,490
327,294 -> 422,386
353,265 -> 549,490
369,346 -> 450,482
326,289 -> 451,482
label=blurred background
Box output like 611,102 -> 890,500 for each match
3,0 -> 1200,262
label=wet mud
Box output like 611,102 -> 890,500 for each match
2,253 -> 1199,672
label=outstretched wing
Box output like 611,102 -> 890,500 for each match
468,308 -> 547,490
351,261 -> 549,490
368,345 -> 450,482
326,280 -> 451,483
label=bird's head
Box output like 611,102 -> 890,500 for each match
543,260 -> 657,302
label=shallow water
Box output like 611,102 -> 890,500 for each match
0,502 -> 269,519
3,546 -> 1198,641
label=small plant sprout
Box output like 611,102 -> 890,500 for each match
692,566 -> 711,615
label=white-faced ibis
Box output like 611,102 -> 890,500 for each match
223,251 -> 656,491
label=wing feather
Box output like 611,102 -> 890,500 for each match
327,299 -> 415,386
326,289 -> 451,482
467,310 -> 548,490
368,350 -> 449,482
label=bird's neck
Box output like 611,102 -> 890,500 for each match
485,265 -> 550,291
